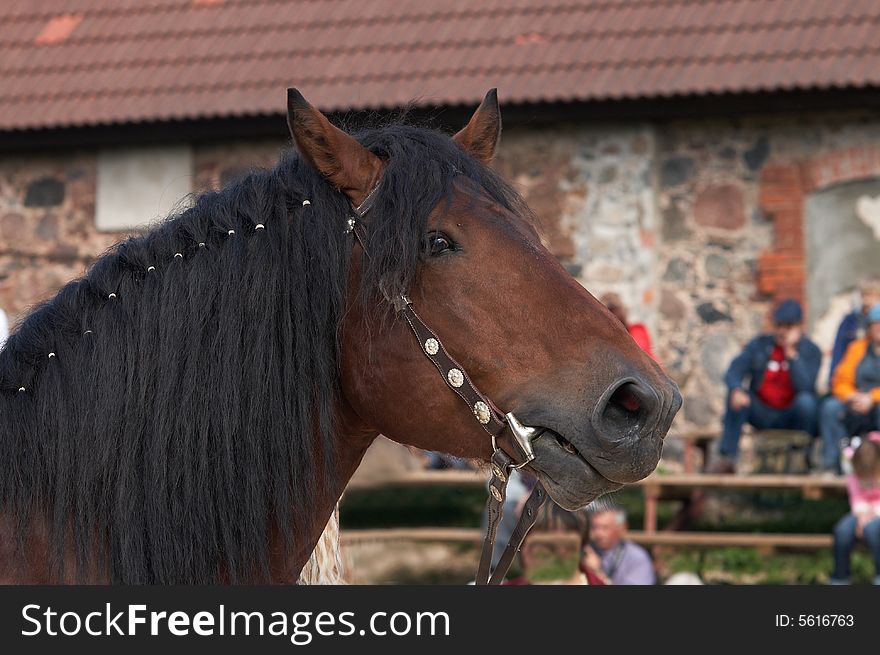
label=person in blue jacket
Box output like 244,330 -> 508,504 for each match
828,277 -> 880,387
714,299 -> 822,472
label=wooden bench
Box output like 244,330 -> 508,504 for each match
673,429 -> 718,473
751,429 -> 813,474
634,473 -> 847,533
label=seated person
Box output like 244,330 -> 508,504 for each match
829,435 -> 880,585
600,292 -> 657,361
715,299 -> 821,472
820,303 -> 880,471
581,503 -> 655,585
828,276 -> 880,386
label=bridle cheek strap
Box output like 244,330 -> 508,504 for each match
476,450 -> 547,585
348,196 -> 546,585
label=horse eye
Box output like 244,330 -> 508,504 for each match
427,232 -> 454,256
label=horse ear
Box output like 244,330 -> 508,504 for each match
452,88 -> 501,164
287,88 -> 383,205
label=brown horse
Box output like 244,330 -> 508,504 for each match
0,89 -> 680,583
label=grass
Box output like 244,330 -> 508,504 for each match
659,547 -> 876,585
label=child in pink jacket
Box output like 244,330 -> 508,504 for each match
830,434 -> 880,584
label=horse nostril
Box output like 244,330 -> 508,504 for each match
610,383 -> 642,413
596,380 -> 658,438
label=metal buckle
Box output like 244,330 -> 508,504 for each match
504,412 -> 540,469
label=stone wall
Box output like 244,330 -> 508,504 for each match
0,151 -> 118,320
4,110 -> 880,433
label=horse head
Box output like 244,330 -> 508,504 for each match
288,89 -> 682,511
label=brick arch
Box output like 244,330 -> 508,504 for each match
757,146 -> 880,308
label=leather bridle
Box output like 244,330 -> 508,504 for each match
346,184 -> 548,585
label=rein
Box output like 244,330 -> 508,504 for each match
347,186 -> 548,585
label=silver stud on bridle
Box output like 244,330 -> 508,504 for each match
424,338 -> 439,355
474,401 -> 491,425
447,368 -> 464,388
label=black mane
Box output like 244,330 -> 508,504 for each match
0,122 -> 525,583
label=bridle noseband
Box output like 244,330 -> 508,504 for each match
348,184 -> 548,585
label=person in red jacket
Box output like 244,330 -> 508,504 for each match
600,292 -> 657,361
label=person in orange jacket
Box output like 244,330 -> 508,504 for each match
820,303 -> 880,473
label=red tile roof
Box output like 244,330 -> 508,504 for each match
2,0 -> 879,131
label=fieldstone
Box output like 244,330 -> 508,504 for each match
49,242 -> 79,261
66,167 -> 88,181
24,177 -> 65,207
683,394 -> 716,427
661,203 -> 691,241
577,149 -> 596,162
663,257 -> 689,282
659,289 -> 687,321
563,261 -> 583,277
693,184 -> 745,230
701,331 -> 736,381
631,134 -> 649,155
705,252 -> 730,278
719,146 -> 737,160
659,156 -> 695,187
599,165 -> 618,184
36,214 -> 58,241
697,302 -> 732,323
752,207 -> 770,224
743,136 -> 770,171
1,212 -> 25,240
590,264 -> 624,283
